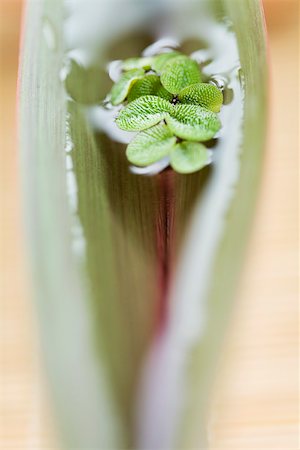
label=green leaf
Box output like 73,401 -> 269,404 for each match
170,141 -> 210,173
166,104 -> 221,141
126,123 -> 176,166
152,51 -> 182,73
178,82 -> 223,112
122,56 -> 154,71
64,60 -> 112,105
160,56 -> 202,94
116,95 -> 173,131
127,75 -> 173,102
110,68 -> 144,105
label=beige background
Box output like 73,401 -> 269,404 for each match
0,0 -> 298,448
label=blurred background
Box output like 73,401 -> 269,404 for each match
0,0 -> 298,448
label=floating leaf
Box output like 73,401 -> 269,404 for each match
64,60 -> 112,105
170,141 -> 210,173
122,56 -> 154,71
116,95 -> 173,131
166,104 -> 221,141
178,82 -> 223,112
110,68 -> 144,105
155,85 -> 174,102
152,51 -> 182,73
127,75 -> 173,102
126,123 -> 176,166
160,56 -> 202,94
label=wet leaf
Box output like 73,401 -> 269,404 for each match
160,56 -> 202,94
170,141 -> 210,173
178,82 -> 223,112
116,95 -> 173,131
166,103 -> 221,141
127,75 -> 173,102
110,68 -> 144,105
122,56 -> 154,71
126,123 -> 176,166
152,51 -> 182,73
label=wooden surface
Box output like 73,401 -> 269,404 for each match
0,0 -> 298,448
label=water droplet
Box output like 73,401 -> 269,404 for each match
209,74 -> 228,91
238,67 -> 245,87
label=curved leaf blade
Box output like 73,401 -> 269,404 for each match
127,75 -> 173,102
166,104 -> 221,141
126,123 -> 176,166
122,56 -> 154,71
160,56 -> 202,94
110,68 -> 144,105
152,51 -> 182,73
178,82 -> 223,112
116,95 -> 173,131
170,141 -> 210,173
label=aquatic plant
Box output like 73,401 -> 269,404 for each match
109,51 -> 223,173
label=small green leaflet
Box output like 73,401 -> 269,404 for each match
122,56 -> 154,71
110,69 -> 145,105
64,60 -> 112,105
178,82 -> 223,112
127,75 -> 173,102
160,56 -> 202,94
116,95 -> 173,131
170,141 -> 211,174
166,104 -> 221,141
152,52 -> 182,73
126,123 -> 176,166
109,49 -> 223,174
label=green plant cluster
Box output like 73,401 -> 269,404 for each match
108,50 -> 223,174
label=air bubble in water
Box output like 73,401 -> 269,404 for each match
209,75 -> 228,91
